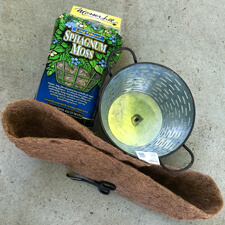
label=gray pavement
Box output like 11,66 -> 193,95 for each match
0,0 -> 224,224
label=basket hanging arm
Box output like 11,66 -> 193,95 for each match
159,144 -> 194,173
107,47 -> 137,77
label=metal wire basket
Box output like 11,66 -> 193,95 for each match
99,48 -> 195,173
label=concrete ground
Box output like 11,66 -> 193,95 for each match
0,0 -> 224,224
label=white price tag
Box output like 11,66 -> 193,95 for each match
136,151 -> 160,165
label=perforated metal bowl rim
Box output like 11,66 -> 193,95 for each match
99,62 -> 196,159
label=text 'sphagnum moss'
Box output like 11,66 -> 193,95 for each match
47,13 -> 122,91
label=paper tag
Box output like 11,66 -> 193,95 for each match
136,151 -> 160,165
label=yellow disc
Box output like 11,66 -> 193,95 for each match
108,92 -> 162,146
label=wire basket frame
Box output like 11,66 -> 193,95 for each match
55,61 -> 101,92
100,63 -> 195,157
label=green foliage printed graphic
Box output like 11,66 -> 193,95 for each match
46,13 -> 123,89
95,65 -> 104,74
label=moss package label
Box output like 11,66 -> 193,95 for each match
36,6 -> 122,125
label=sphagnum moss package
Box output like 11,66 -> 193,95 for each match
36,6 -> 122,126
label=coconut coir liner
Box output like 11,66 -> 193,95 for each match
2,99 -> 223,220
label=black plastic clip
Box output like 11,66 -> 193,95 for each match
67,173 -> 116,195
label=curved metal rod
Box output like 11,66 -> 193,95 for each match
159,144 -> 194,173
107,47 -> 137,77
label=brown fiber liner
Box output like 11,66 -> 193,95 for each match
2,99 -> 223,220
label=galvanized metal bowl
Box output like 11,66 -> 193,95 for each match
99,47 -> 195,173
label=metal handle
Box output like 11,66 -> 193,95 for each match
107,47 -> 137,77
159,144 -> 194,173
